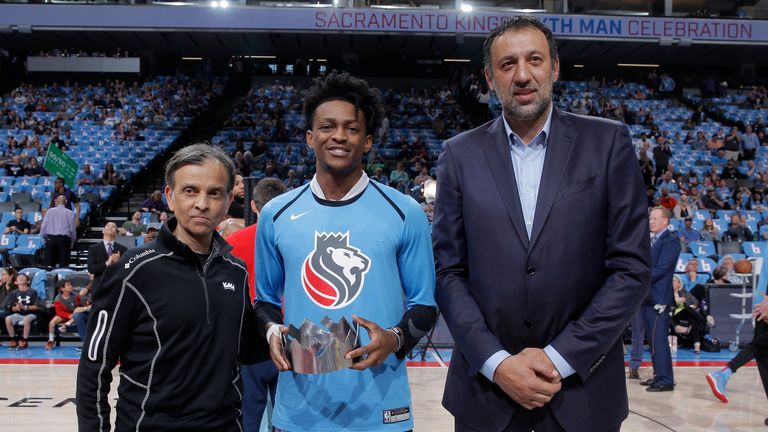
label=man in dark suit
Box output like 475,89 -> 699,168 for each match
87,222 -> 128,292
639,207 -> 680,392
433,15 -> 651,431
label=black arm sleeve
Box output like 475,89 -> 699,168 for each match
253,301 -> 283,339
393,305 -> 437,359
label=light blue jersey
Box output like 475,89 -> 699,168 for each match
256,179 -> 436,432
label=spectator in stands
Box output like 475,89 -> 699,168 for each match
23,157 -> 45,176
671,274 -> 708,354
120,211 -> 147,237
723,126 -> 742,161
101,162 -> 121,186
50,176 -> 80,224
389,161 -> 409,188
702,188 -> 726,211
707,133 -> 724,154
413,166 -> 433,186
699,218 -> 721,241
42,195 -> 77,268
295,146 -> 311,174
752,192 -> 767,212
678,218 -> 700,247
638,149 -> 654,188
711,265 -> 731,284
741,125 -> 759,161
0,267 -> 15,333
724,214 -> 753,242
659,188 -> 677,211
140,190 -> 169,215
225,175 -> 245,220
720,253 -> 744,283
680,258 -> 704,290
656,171 -> 677,192
239,151 -> 254,175
46,279 -> 81,350
283,169 -> 301,190
87,222 -> 127,293
4,155 -> 24,177
371,167 -> 388,185
3,273 -> 40,350
659,73 -> 676,98
691,106 -> 706,124
688,187 -> 705,210
158,211 -> 169,226
77,163 -> 99,186
4,207 -> 30,235
721,159 -> 744,180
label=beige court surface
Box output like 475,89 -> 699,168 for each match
0,364 -> 765,431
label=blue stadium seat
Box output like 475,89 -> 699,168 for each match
0,233 -> 17,250
693,209 -> 710,222
743,242 -> 765,258
712,219 -> 729,234
11,235 -> 44,256
698,258 -> 717,275
676,253 -> 694,272
690,241 -> 716,258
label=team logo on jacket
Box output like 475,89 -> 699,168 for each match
301,232 -> 371,309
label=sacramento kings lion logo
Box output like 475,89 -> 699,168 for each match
301,232 -> 371,309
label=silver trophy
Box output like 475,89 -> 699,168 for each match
285,316 -> 360,374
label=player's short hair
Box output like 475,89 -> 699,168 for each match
165,143 -> 236,193
483,15 -> 558,74
253,178 -> 287,211
302,71 -> 384,142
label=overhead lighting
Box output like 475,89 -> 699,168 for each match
460,3 -> 473,12
574,64 -> 585,68
245,55 -> 277,59
617,63 -> 660,68
444,58 -> 471,63
316,59 -> 327,62
219,0 -> 229,7
210,0 -> 218,7
182,57 -> 203,61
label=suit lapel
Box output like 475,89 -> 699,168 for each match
481,117 -> 529,249
529,109 -> 577,252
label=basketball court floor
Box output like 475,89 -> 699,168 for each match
0,344 -> 765,431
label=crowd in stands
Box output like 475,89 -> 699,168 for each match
0,74 -> 224,345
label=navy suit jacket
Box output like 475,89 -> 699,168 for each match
433,109 -> 651,431
648,229 -> 681,307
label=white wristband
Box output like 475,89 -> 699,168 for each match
266,323 -> 284,343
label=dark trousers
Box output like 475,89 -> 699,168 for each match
242,361 -> 278,431
45,235 -> 70,268
641,305 -> 674,386
456,407 -> 565,432
752,320 -> 768,400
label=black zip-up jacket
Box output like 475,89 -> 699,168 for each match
76,218 -> 263,432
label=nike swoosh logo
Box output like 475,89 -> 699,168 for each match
290,211 -> 310,221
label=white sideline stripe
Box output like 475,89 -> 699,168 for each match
88,310 -> 108,361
